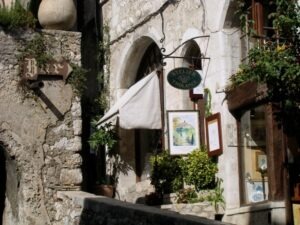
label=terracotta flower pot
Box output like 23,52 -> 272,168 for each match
93,184 -> 114,198
37,0 -> 77,30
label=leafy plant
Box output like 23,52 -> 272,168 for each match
229,42 -> 300,103
176,187 -> 198,204
206,178 -> 225,213
0,1 -> 37,30
229,0 -> 300,137
67,63 -> 88,95
18,34 -> 52,68
89,122 -> 118,154
150,151 -> 184,195
89,122 -> 128,187
234,0 -> 255,35
17,34 -> 88,96
182,148 -> 218,191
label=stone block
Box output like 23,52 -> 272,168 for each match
66,136 -> 82,152
71,99 -> 81,118
60,168 -> 82,185
73,120 -> 82,136
65,153 -> 82,167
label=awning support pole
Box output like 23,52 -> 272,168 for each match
157,70 -> 165,150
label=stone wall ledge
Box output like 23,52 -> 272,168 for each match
225,201 -> 285,216
57,191 -> 232,225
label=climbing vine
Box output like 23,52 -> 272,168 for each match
17,34 -> 87,96
96,23 -> 111,111
204,88 -> 212,117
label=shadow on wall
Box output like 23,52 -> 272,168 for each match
0,145 -> 6,225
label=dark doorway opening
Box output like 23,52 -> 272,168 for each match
0,145 -> 6,225
134,42 -> 162,182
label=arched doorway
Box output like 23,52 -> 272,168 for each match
0,145 -> 6,225
134,42 -> 162,182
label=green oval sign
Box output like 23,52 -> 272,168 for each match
167,67 -> 201,90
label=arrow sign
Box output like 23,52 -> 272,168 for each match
22,57 -> 73,82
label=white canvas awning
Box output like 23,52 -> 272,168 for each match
97,70 -> 162,129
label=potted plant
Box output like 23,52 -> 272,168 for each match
149,151 -> 184,195
206,178 -> 225,221
226,0 -> 300,123
89,122 -> 119,197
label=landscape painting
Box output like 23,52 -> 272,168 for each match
167,111 -> 200,155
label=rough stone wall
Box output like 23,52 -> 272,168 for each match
0,28 -> 82,225
54,191 -> 230,225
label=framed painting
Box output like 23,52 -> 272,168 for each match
167,110 -> 200,155
205,113 -> 223,157
255,151 -> 267,172
293,204 -> 300,225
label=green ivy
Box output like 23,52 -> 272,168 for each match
97,23 -> 111,111
0,1 -> 36,30
17,34 -> 88,96
18,34 -> 52,68
67,63 -> 88,96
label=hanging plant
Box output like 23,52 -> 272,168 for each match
228,0 -> 300,140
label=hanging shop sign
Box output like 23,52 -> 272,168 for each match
167,67 -> 201,90
22,57 -> 72,81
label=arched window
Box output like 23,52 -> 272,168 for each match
136,42 -> 162,82
183,40 -> 202,70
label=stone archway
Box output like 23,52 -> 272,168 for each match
0,145 -> 5,225
115,37 -> 162,196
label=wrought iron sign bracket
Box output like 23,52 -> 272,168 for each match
160,35 -> 210,66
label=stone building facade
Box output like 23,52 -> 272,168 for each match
0,0 -> 294,224
100,0 -> 287,224
0,29 -> 82,225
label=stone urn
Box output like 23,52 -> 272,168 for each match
37,0 -> 77,30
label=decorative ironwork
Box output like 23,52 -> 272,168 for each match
160,35 -> 210,66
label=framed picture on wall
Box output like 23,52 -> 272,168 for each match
167,110 -> 200,155
205,113 -> 223,156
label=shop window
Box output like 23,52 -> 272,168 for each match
239,105 -> 268,204
243,0 -> 277,39
136,43 -> 162,82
